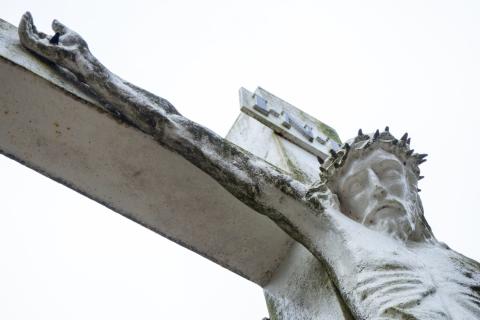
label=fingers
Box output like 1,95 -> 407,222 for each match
19,12 -> 41,49
18,12 -> 57,58
51,19 -> 88,49
18,12 -> 89,67
52,19 -> 68,35
38,32 -> 48,39
19,12 -> 36,40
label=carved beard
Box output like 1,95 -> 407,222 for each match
405,190 -> 436,243
366,191 -> 430,243
369,213 -> 413,242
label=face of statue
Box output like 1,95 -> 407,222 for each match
335,148 -> 418,241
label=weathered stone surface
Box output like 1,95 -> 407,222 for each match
0,17 -> 293,286
5,12 -> 480,319
228,100 -> 352,319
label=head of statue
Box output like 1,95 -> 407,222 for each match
315,128 -> 434,242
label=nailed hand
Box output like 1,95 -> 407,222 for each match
18,12 -> 91,74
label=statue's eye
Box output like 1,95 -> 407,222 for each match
381,168 -> 401,180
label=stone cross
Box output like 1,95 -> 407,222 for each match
0,17 -> 350,319
2,14 -> 480,319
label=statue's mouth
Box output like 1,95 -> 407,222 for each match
376,200 -> 405,215
364,200 -> 406,225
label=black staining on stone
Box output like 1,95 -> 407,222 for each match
149,114 -> 297,218
470,297 -> 480,309
373,129 -> 380,140
132,170 -> 142,177
124,80 -> 180,116
406,149 -> 414,156
385,126 -> 389,132
423,287 -> 437,298
392,139 -> 398,145
418,176 -> 424,180
401,132 -> 408,142
343,143 -> 350,151
329,149 -> 337,157
472,285 -> 480,294
148,115 -> 282,216
317,156 -> 324,165
371,263 -> 407,272
417,159 -> 427,165
49,32 -> 60,44
358,128 -> 363,136
417,188 -> 421,192
407,137 -> 411,145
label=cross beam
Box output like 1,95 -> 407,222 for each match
0,18 -> 352,319
0,18 -> 291,286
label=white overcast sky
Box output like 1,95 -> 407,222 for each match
2,1 -> 480,319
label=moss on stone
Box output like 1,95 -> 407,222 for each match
264,292 -> 280,320
316,121 -> 342,144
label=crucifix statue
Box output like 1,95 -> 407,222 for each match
9,12 -> 480,319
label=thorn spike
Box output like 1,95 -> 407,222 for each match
385,126 -> 389,132
401,133 -> 408,142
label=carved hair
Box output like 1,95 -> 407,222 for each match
309,127 -> 435,242
318,127 -> 426,185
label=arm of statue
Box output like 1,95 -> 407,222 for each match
19,13 -> 375,316
18,14 -> 364,284
18,12 -> 338,244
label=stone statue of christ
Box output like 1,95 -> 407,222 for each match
17,12 -> 480,319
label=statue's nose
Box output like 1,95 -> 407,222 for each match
367,169 -> 387,199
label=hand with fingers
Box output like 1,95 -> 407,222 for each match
18,12 -> 93,79
17,11 -> 181,134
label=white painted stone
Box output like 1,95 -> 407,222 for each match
5,12 -> 480,319
0,18 -> 292,286
227,97 -> 352,319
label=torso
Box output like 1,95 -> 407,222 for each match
348,242 -> 480,319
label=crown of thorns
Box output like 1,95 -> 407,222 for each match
317,127 -> 427,186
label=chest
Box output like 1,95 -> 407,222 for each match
350,247 -> 480,319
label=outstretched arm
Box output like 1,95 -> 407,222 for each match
18,12 -> 326,243
18,15 -> 371,316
